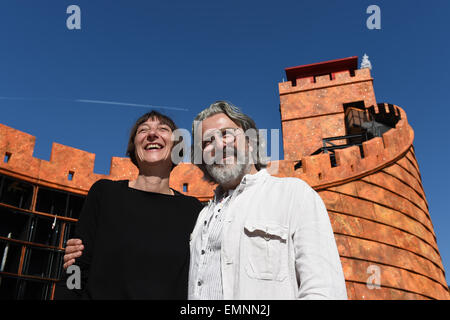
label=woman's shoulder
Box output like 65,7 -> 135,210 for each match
91,178 -> 127,187
172,190 -> 204,212
88,179 -> 128,194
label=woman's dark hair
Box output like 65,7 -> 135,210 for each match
126,110 -> 182,169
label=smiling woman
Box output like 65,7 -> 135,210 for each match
126,111 -> 184,174
54,110 -> 203,299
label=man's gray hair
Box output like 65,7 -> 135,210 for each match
192,101 -> 268,183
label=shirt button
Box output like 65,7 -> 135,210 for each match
201,250 -> 205,255
197,280 -> 202,286
218,209 -> 221,212
204,220 -> 207,226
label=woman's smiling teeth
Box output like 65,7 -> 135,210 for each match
145,143 -> 163,150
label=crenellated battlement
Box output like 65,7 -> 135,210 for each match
279,68 -> 373,95
368,102 -> 404,124
268,104 -> 414,189
0,123 -> 138,194
0,103 -> 412,196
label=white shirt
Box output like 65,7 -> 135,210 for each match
189,188 -> 234,299
188,169 -> 348,300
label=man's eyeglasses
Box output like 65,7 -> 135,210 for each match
202,128 -> 244,150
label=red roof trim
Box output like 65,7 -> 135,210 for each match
285,56 -> 358,82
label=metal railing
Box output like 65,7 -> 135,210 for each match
295,132 -> 370,169
311,132 -> 369,155
294,103 -> 400,170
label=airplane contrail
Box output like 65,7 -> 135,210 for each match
0,96 -> 47,102
74,99 -> 189,111
0,96 -> 189,111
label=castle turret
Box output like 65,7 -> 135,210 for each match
279,56 -> 377,161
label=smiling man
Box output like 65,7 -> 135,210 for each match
188,101 -> 347,300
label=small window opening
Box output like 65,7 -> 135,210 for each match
183,183 -> 188,193
4,152 -> 11,163
68,171 -> 74,181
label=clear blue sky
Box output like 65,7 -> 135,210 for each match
1,1 -> 449,285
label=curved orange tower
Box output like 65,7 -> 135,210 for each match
272,56 -> 450,299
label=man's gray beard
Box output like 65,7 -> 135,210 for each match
205,161 -> 251,187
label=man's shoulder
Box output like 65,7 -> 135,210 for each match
262,174 -> 322,206
265,174 -> 314,193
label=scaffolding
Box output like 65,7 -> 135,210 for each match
0,173 -> 85,300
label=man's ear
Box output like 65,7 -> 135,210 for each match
248,140 -> 254,154
242,135 -> 252,153
246,135 -> 261,166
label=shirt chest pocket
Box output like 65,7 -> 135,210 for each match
243,221 -> 289,281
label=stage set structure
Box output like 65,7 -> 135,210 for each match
0,56 -> 448,300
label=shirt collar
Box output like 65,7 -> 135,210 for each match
213,185 -> 234,203
212,169 -> 269,201
241,168 -> 269,186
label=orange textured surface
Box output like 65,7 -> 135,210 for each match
0,57 -> 448,299
279,68 -> 377,160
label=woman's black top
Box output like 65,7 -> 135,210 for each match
54,179 -> 203,299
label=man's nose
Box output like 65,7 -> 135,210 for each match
214,135 -> 225,149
